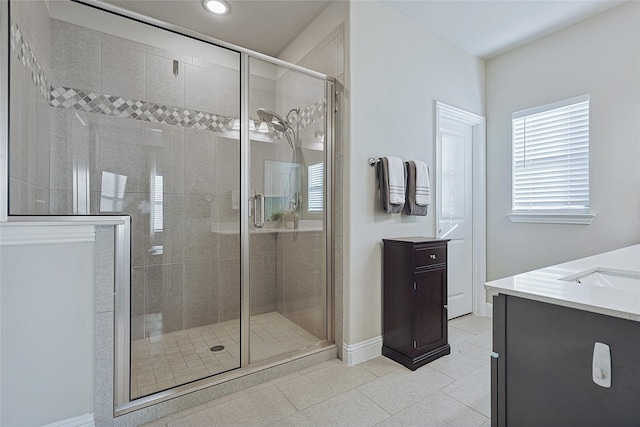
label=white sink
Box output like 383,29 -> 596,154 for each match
561,268 -> 640,292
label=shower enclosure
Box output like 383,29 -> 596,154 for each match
6,0 -> 333,410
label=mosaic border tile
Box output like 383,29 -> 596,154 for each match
299,99 -> 326,129
11,21 -> 326,136
10,22 -> 50,101
50,86 -> 235,132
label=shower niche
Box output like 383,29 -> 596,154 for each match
7,0 -> 333,409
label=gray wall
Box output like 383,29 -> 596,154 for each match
0,226 -> 95,426
346,1 -> 485,346
485,1 -> 640,281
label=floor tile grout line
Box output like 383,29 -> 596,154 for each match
441,388 -> 491,421
275,381 -> 302,416
275,363 -> 373,412
144,315 -> 491,426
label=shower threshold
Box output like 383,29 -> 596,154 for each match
130,311 -> 321,399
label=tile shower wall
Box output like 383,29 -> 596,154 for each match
43,17 -> 331,340
8,0 -> 51,215
10,4 -> 338,345
46,18 -> 253,339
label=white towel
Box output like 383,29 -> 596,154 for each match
386,156 -> 405,205
414,160 -> 431,206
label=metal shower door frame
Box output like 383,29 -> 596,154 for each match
64,0 -> 336,414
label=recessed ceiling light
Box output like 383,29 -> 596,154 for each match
203,0 -> 230,15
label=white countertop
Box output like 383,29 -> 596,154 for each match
485,244 -> 640,322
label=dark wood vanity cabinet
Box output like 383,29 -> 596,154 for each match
492,294 -> 640,426
382,237 -> 450,370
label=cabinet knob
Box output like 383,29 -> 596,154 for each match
444,304 -> 449,309
430,254 -> 436,260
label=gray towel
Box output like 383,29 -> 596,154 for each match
377,157 -> 405,213
404,161 -> 429,216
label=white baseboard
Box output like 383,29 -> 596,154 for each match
343,336 -> 382,366
43,413 -> 94,427
486,302 -> 493,318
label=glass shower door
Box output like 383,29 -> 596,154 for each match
122,39 -> 243,399
247,57 -> 328,364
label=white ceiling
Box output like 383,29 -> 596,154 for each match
383,0 -> 626,59
101,0 -> 626,59
101,0 -> 332,58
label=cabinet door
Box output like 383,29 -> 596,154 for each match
413,269 -> 447,354
503,296 -> 640,426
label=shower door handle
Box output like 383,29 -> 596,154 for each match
253,193 -> 265,229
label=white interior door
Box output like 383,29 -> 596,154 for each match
438,117 -> 473,319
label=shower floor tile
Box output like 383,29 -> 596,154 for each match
130,312 -> 320,399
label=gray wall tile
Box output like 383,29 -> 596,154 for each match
101,44 -> 145,100
217,258 -> 241,322
184,128 -> 217,195
184,194 -> 217,262
97,115 -> 146,193
184,261 -> 218,329
11,0 -> 52,68
51,19 -> 102,92
9,56 -> 36,184
145,123 -> 185,195
185,63 -> 219,114
146,54 -> 185,108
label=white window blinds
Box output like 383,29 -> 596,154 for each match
512,95 -> 590,213
308,162 -> 323,212
153,175 -> 164,232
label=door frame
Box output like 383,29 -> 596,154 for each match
435,101 -> 487,317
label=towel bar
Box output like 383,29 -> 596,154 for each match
368,157 -> 378,167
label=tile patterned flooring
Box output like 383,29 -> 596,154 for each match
143,314 -> 493,426
132,312 -> 321,398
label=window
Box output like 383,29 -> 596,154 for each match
307,162 -> 324,212
152,175 -> 164,232
510,94 -> 594,224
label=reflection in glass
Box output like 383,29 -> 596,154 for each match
264,160 -> 300,220
249,57 -> 327,364
100,171 -> 127,213
308,162 -> 323,212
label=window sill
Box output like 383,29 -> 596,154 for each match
508,212 -> 595,225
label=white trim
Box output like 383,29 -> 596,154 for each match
0,224 -> 95,246
486,302 -> 493,318
342,336 -> 382,366
435,101 -> 487,318
0,1 -> 8,222
43,413 -> 94,427
508,212 -> 595,225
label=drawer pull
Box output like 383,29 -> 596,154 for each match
430,254 -> 436,260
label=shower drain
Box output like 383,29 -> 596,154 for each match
210,345 -> 225,352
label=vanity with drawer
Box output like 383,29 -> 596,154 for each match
382,237 -> 450,370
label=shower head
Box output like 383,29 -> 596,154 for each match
256,108 -> 289,133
